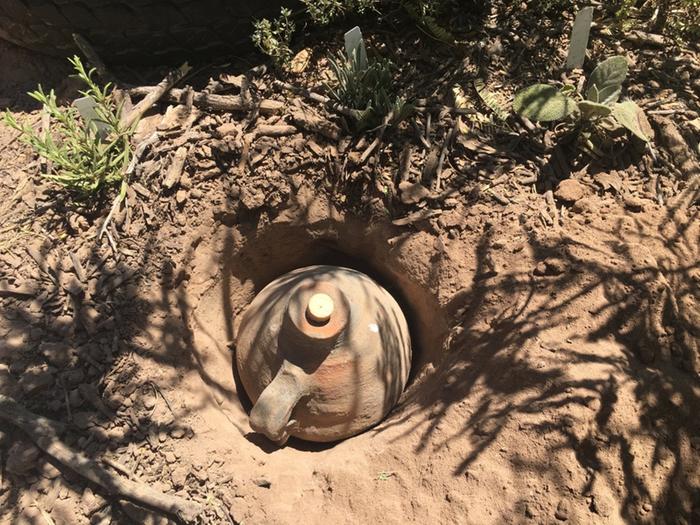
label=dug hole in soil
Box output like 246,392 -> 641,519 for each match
143,185 -> 700,525
0,21 -> 700,525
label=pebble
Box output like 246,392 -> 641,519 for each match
61,368 -> 85,388
169,427 -> 187,439
0,364 -> 19,396
18,365 -> 55,394
39,341 -> 74,369
253,477 -> 272,488
624,195 -> 645,212
72,411 -> 96,430
554,179 -> 586,203
554,499 -> 569,521
534,258 -> 567,277
69,388 -> 83,408
525,502 -> 538,518
171,465 -> 188,488
591,494 -> 612,517
240,187 -> 265,210
105,392 -> 125,410
6,440 -> 41,475
164,451 -> 177,464
398,181 -> 431,204
176,189 -> 188,205
107,425 -> 128,442
143,394 -> 156,410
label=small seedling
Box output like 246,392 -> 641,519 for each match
327,27 -> 410,131
513,56 -> 651,156
3,56 -> 132,198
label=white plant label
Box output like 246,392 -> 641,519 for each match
566,7 -> 594,70
344,26 -> 367,69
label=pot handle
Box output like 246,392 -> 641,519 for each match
249,361 -> 307,445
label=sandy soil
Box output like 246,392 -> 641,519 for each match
0,13 -> 699,525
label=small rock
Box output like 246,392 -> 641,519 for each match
624,195 -> 645,212
142,394 -> 156,411
39,341 -> 75,369
171,465 -> 188,488
176,189 -> 188,206
642,502 -> 652,512
120,501 -> 170,525
69,388 -> 83,408
554,179 -> 586,203
0,364 -> 19,396
18,365 -> 55,394
193,467 -> 209,483
216,123 -> 239,138
240,187 -> 266,210
61,368 -> 85,388
169,427 -> 187,439
90,510 -> 111,525
164,451 -> 177,464
252,477 -> 272,488
105,393 -> 125,410
72,411 -> 96,430
107,424 -> 128,442
525,502 -> 538,518
554,499 -> 570,521
590,494 -> 612,517
534,258 -> 567,276
398,181 -> 431,204
6,441 -> 41,475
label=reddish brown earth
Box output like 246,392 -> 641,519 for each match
0,18 -> 699,525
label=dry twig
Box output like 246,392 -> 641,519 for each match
122,64 -> 192,130
129,86 -> 283,115
0,395 -> 204,523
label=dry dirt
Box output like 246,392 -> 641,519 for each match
0,14 -> 699,525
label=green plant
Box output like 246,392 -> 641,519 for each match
252,7 -> 296,66
401,0 -> 455,42
326,34 -> 410,131
513,56 -> 650,155
610,0 -> 700,40
3,56 -> 132,198
302,0 -> 375,26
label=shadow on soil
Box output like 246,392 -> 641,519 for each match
374,186 -> 700,522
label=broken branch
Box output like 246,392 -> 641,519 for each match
122,63 -> 191,130
0,395 -> 204,524
129,86 -> 283,115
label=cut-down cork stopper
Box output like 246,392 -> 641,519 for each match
306,293 -> 334,324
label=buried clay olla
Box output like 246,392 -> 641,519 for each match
235,266 -> 412,445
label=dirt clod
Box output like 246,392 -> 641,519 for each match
554,179 -> 586,203
6,441 -> 40,475
554,499 -> 570,521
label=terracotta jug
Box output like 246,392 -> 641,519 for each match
235,265 -> 412,444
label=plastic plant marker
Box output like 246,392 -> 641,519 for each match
566,7 -> 594,69
73,96 -> 110,139
344,26 -> 367,70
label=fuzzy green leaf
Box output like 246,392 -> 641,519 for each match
578,100 -> 612,119
513,84 -> 576,122
586,56 -> 628,104
612,100 -> 650,141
